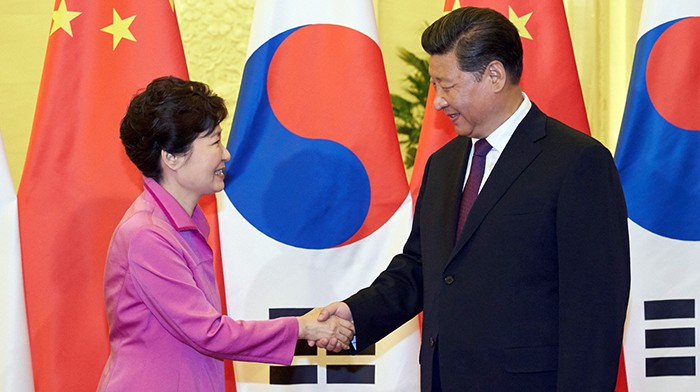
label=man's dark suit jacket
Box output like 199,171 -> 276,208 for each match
345,104 -> 630,391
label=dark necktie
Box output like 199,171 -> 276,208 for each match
456,139 -> 491,239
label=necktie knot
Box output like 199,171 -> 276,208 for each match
473,138 -> 491,158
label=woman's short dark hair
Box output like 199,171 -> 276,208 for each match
120,76 -> 227,181
421,7 -> 523,84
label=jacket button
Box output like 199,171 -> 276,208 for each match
429,337 -> 436,347
444,275 -> 454,285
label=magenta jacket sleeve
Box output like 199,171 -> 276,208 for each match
124,224 -> 298,365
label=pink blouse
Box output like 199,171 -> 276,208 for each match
97,177 -> 298,391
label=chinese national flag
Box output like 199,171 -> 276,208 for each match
17,1 -> 230,390
410,0 -> 590,201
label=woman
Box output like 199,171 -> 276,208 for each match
97,76 -> 353,391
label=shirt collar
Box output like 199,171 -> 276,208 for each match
142,176 -> 210,236
477,92 -> 532,153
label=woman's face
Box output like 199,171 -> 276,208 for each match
173,125 -> 231,200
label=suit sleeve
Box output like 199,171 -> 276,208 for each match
556,143 -> 630,391
343,158 -> 430,352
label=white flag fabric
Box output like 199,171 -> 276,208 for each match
615,1 -> 700,390
0,132 -> 34,391
217,0 -> 420,390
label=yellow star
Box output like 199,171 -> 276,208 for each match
508,6 -> 533,40
100,9 -> 137,50
50,0 -> 82,37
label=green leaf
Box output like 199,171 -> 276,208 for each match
391,47 -> 430,169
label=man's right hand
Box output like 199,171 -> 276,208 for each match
312,302 -> 354,352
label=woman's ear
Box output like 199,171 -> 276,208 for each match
161,150 -> 182,171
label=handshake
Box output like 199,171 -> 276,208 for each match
296,302 -> 354,352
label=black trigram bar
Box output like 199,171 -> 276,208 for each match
644,299 -> 695,320
268,307 -> 377,385
271,307 -> 375,355
646,328 -> 695,348
292,340 -> 317,356
327,365 -> 375,384
270,307 -> 311,318
270,365 -> 317,384
327,344 -> 376,356
269,308 -> 317,355
646,357 -> 696,377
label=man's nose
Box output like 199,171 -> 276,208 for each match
433,92 -> 447,111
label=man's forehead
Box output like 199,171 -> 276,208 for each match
428,53 -> 460,79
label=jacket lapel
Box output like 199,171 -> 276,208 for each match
449,138 -> 472,235
448,105 -> 547,265
431,137 -> 471,255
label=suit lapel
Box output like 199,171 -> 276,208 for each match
448,105 -> 547,265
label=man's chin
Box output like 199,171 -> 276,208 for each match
454,127 -> 474,138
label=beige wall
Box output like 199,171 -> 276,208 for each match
0,0 -> 641,189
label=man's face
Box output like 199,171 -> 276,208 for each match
429,51 -> 496,139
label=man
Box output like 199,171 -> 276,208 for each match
316,6 -> 630,391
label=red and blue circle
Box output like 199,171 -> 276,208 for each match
616,17 -> 700,240
223,24 -> 408,249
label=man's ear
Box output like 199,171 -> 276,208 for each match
486,60 -> 507,91
161,150 -> 182,171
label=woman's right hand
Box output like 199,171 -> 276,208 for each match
296,308 -> 354,352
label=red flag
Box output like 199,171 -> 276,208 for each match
410,0 -> 590,202
15,1 -> 234,390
